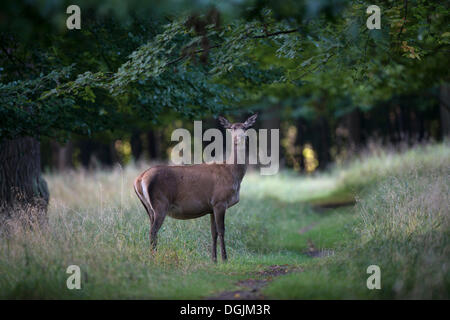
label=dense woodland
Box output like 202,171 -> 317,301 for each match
0,0 -> 449,219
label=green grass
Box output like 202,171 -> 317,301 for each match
0,142 -> 448,299
0,166 -> 332,299
264,143 -> 450,299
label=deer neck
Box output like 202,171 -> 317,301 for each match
226,142 -> 248,183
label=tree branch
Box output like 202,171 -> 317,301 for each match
296,52 -> 336,80
165,28 -> 299,66
166,44 -> 221,66
398,0 -> 408,41
252,28 -> 299,39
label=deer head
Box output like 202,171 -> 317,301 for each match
218,114 -> 258,165
218,114 -> 258,145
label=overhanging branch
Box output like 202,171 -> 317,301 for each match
166,28 -> 300,66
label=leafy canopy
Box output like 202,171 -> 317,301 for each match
1,0 -> 448,140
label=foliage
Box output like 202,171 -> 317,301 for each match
1,0 -> 448,141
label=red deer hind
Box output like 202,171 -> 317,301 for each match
134,114 -> 257,262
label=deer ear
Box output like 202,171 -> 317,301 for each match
218,116 -> 232,129
243,114 -> 258,129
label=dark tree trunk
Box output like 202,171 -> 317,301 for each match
78,139 -> 94,168
261,106 -> 282,165
440,84 -> 450,138
147,129 -> 161,159
395,105 -> 404,142
387,107 -> 396,144
315,117 -> 331,170
50,140 -> 73,171
418,114 -> 425,141
344,109 -> 361,149
295,117 -> 305,171
130,131 -> 143,161
77,139 -> 117,168
0,137 -> 49,223
109,141 -> 120,165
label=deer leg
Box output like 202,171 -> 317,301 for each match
134,184 -> 154,225
149,201 -> 167,251
144,203 -> 154,226
150,213 -> 166,251
210,213 -> 218,263
213,204 -> 227,262
149,210 -> 154,226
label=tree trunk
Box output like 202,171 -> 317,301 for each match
0,137 -> 49,224
315,117 -> 331,170
440,84 -> 450,138
147,129 -> 161,159
130,131 -> 143,161
109,141 -> 120,165
261,106 -> 282,165
344,109 -> 361,150
50,140 -> 73,171
295,117 -> 306,171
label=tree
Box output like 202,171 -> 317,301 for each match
1,0 -> 448,219
0,137 -> 49,223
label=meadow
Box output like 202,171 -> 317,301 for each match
0,142 -> 448,299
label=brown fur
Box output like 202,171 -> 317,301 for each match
134,115 -> 257,262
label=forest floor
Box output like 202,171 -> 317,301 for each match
0,143 -> 448,299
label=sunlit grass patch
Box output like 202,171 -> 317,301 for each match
335,142 -> 450,194
264,144 -> 450,299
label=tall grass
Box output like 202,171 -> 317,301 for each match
0,164 -> 320,299
1,142 -> 448,299
335,142 -> 450,194
354,168 -> 449,298
264,142 -> 450,299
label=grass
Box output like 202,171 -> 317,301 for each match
264,142 -> 450,299
0,166 -> 326,299
0,142 -> 448,299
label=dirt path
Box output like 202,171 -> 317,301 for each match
207,265 -> 303,300
304,239 -> 335,258
312,200 -> 355,212
208,202 -> 348,300
207,241 -> 334,300
206,236 -> 334,299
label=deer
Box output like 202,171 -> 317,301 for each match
133,114 -> 257,262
